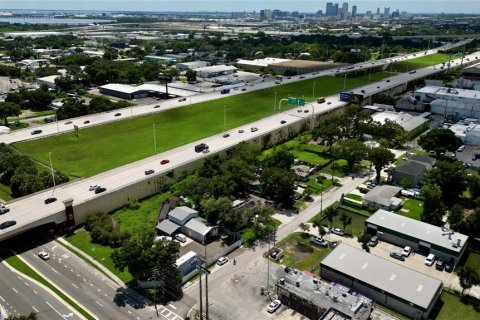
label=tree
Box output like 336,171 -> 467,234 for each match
312,219 -> 326,237
299,223 -> 311,234
185,69 -> 197,83
260,167 -> 296,208
420,184 -> 443,226
447,205 -> 464,231
467,175 -> 480,205
423,161 -> 468,205
323,206 -> 338,228
25,87 -> 54,111
313,121 -> 339,148
200,196 -> 232,224
262,148 -> 294,171
332,139 -> 368,173
0,102 -> 21,125
368,147 -> 395,184
418,128 -> 462,156
339,213 -> 352,232
7,313 -> 38,320
457,266 -> 480,295
358,233 -> 372,253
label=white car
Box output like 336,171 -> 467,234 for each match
89,185 -> 100,191
175,233 -> 187,243
267,299 -> 281,313
0,203 -> 9,214
38,251 -> 50,260
424,253 -> 436,266
217,257 -> 228,266
401,246 -> 412,257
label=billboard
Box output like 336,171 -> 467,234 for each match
340,92 -> 364,104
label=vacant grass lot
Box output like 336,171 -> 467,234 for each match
396,198 -> 423,221
393,53 -> 461,72
464,250 -> 480,271
435,291 -> 480,320
16,73 -> 391,177
330,208 -> 367,237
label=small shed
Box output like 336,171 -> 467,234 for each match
183,217 -> 219,244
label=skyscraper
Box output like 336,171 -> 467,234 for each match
384,7 -> 390,18
333,3 -> 339,16
352,5 -> 357,18
376,7 -> 380,15
342,2 -> 349,15
326,2 -> 333,16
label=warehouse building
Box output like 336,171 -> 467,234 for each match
429,99 -> 480,119
320,244 -> 443,320
194,65 -> 237,78
236,57 -> 291,71
370,110 -> 428,135
415,86 -> 480,118
176,61 -> 209,71
448,121 -> 480,145
365,209 -> 468,265
99,83 -> 194,100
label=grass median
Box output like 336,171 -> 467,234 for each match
3,253 -> 96,320
15,72 -> 391,177
392,53 -> 462,72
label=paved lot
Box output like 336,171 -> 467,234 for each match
455,145 -> 480,169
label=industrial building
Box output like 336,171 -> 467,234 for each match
448,121 -> 480,145
320,244 -> 443,320
99,83 -> 193,100
429,99 -> 480,119
370,109 -> 428,135
236,57 -> 291,71
415,86 -> 480,118
194,65 -> 237,78
176,61 -> 209,71
365,209 -> 468,265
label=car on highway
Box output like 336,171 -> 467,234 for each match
178,97 -> 187,102
38,251 -> 50,260
175,233 -> 187,243
0,204 -> 10,214
202,148 -> 210,154
250,127 -> 258,132
267,300 -> 281,313
299,76 -> 305,79
241,88 -> 247,91
310,236 -> 328,247
436,258 -> 446,271
304,110 -> 309,113
64,121 -> 73,125
424,253 -> 436,266
154,105 -> 160,108
89,185 -> 100,191
297,109 -> 302,113
114,113 -> 121,117
402,246 -> 412,257
368,235 -> 379,247
145,169 -> 155,175
220,89 -> 230,94
95,187 -> 107,194
223,133 -> 230,138
390,252 -> 405,261
83,120 -> 90,124
280,120 -> 286,124
31,129 -> 42,135
217,257 -> 228,266
330,227 -> 345,236
238,129 -> 244,133
409,70 -> 417,74
44,197 -> 57,204
160,159 -> 170,165
0,220 -> 16,230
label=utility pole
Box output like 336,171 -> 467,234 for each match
153,123 -> 157,153
274,92 -> 277,113
223,104 -> 226,132
49,152 -> 56,196
199,271 -> 203,320
152,268 -> 160,318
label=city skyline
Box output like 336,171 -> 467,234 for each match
1,0 -> 480,14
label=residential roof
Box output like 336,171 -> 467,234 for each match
366,209 -> 469,253
321,243 -> 443,309
371,111 -> 427,132
168,206 -> 198,222
155,219 -> 181,235
394,160 -> 428,177
408,154 -> 436,166
184,217 -> 214,236
362,185 -> 402,207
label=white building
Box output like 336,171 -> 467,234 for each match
430,99 -> 480,119
416,86 -> 480,118
370,110 -> 428,134
449,121 -> 480,145
176,61 -> 209,71
194,65 -> 237,78
236,57 -> 291,70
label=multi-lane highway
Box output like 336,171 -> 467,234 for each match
0,261 -> 81,320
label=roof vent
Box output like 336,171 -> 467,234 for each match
457,239 -> 461,247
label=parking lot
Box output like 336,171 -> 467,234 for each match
455,144 -> 480,169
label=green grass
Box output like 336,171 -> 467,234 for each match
396,198 -> 423,221
275,232 -> 330,273
464,251 -> 480,271
3,253 -> 95,320
15,73 -> 391,177
344,193 -> 363,201
0,183 -> 13,201
65,230 -> 134,284
330,208 -> 367,236
393,53 -> 462,72
435,291 -> 480,320
320,159 -> 348,177
291,149 -> 330,166
305,177 -> 334,194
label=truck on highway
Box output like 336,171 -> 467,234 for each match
221,89 -> 230,94
195,143 -> 209,153
316,97 -> 326,104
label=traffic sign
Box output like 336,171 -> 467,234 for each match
288,97 -> 305,106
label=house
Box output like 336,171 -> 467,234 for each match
408,154 -> 436,169
391,154 -> 435,187
156,219 -> 181,237
362,185 -> 403,211
183,217 -> 219,244
292,165 -> 312,182
168,206 -> 198,226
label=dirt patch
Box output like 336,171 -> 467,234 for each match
283,240 -> 314,261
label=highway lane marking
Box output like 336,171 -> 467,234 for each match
45,301 -> 68,319
17,275 -> 22,280
24,282 -> 29,287
77,274 -> 80,277
51,267 -> 59,274
12,287 -> 18,294
127,310 -> 132,314
106,283 -> 116,290
33,290 -> 38,295
32,306 -> 39,312
0,295 -> 4,302
96,301 -> 103,307
70,269 -> 74,272
72,283 -> 79,289
168,304 -> 177,310
97,288 -> 101,292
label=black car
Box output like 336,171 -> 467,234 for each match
444,262 -> 454,273
114,113 -> 121,117
0,220 -> 16,230
390,252 -> 405,261
95,187 -> 107,194
368,236 -> 379,247
145,169 -> 155,175
31,130 -> 42,135
435,258 -> 446,271
44,197 -> 57,204
280,120 -> 286,124
284,266 -> 291,273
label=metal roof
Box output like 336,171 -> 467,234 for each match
99,83 -> 194,97
168,206 -> 198,222
321,243 -> 443,309
155,219 -> 181,235
362,185 -> 402,207
366,209 -> 469,253
184,217 -> 214,236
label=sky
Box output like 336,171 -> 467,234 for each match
1,1 -> 480,14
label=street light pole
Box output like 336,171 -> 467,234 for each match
343,73 -> 347,90
223,104 -> 226,132
274,91 -> 277,113
152,124 -> 157,153
312,81 -> 316,100
49,152 -> 56,196
54,108 -> 60,134
199,272 -> 203,320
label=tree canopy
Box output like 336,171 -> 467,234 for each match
418,129 -> 462,156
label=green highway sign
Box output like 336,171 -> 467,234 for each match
288,97 -> 305,106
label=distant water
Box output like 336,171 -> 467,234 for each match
0,17 -> 112,25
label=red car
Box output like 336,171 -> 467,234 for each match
160,159 -> 170,165
84,120 -> 90,124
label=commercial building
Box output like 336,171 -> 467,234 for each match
429,99 -> 480,119
370,110 -> 428,135
99,83 -> 193,100
365,209 -> 468,265
362,185 -> 403,211
194,65 -> 237,78
449,121 -> 480,145
236,57 -> 291,71
175,61 -> 209,71
320,244 -> 443,320
416,86 -> 480,118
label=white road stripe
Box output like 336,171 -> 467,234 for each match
17,276 -> 21,280
32,306 -> 39,312
12,288 -> 18,294
72,283 -> 79,289
0,295 -> 5,302
24,282 -> 29,287
96,301 -> 103,307
168,304 -> 177,310
45,301 -> 67,320
51,267 -> 58,274
106,283 -> 116,290
33,290 -> 38,295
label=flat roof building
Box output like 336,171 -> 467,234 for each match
236,57 -> 291,70
365,209 -> 468,265
194,65 -> 237,78
99,83 -> 194,100
176,61 -> 209,71
370,110 -> 428,134
320,243 -> 443,320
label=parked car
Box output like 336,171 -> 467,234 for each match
390,252 -> 405,261
401,246 -> 412,257
89,185 -> 100,191
31,129 -> 42,135
160,159 -> 170,165
217,257 -> 228,266
44,197 -> 57,204
424,253 -> 436,266
223,133 -> 230,138
38,251 -> 50,260
114,113 -> 121,117
0,220 -> 16,230
436,258 -> 446,271
267,300 -> 282,313
280,120 -> 286,124
83,120 -> 90,124
178,97 -> 187,102
175,233 -> 187,243
368,236 -> 379,247
330,228 -> 345,236
95,187 -> 107,194
145,169 -> 155,175
457,145 -> 466,152
250,127 -> 258,132
310,236 -> 328,247
444,262 -> 454,273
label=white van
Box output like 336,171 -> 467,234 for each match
175,233 -> 187,243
